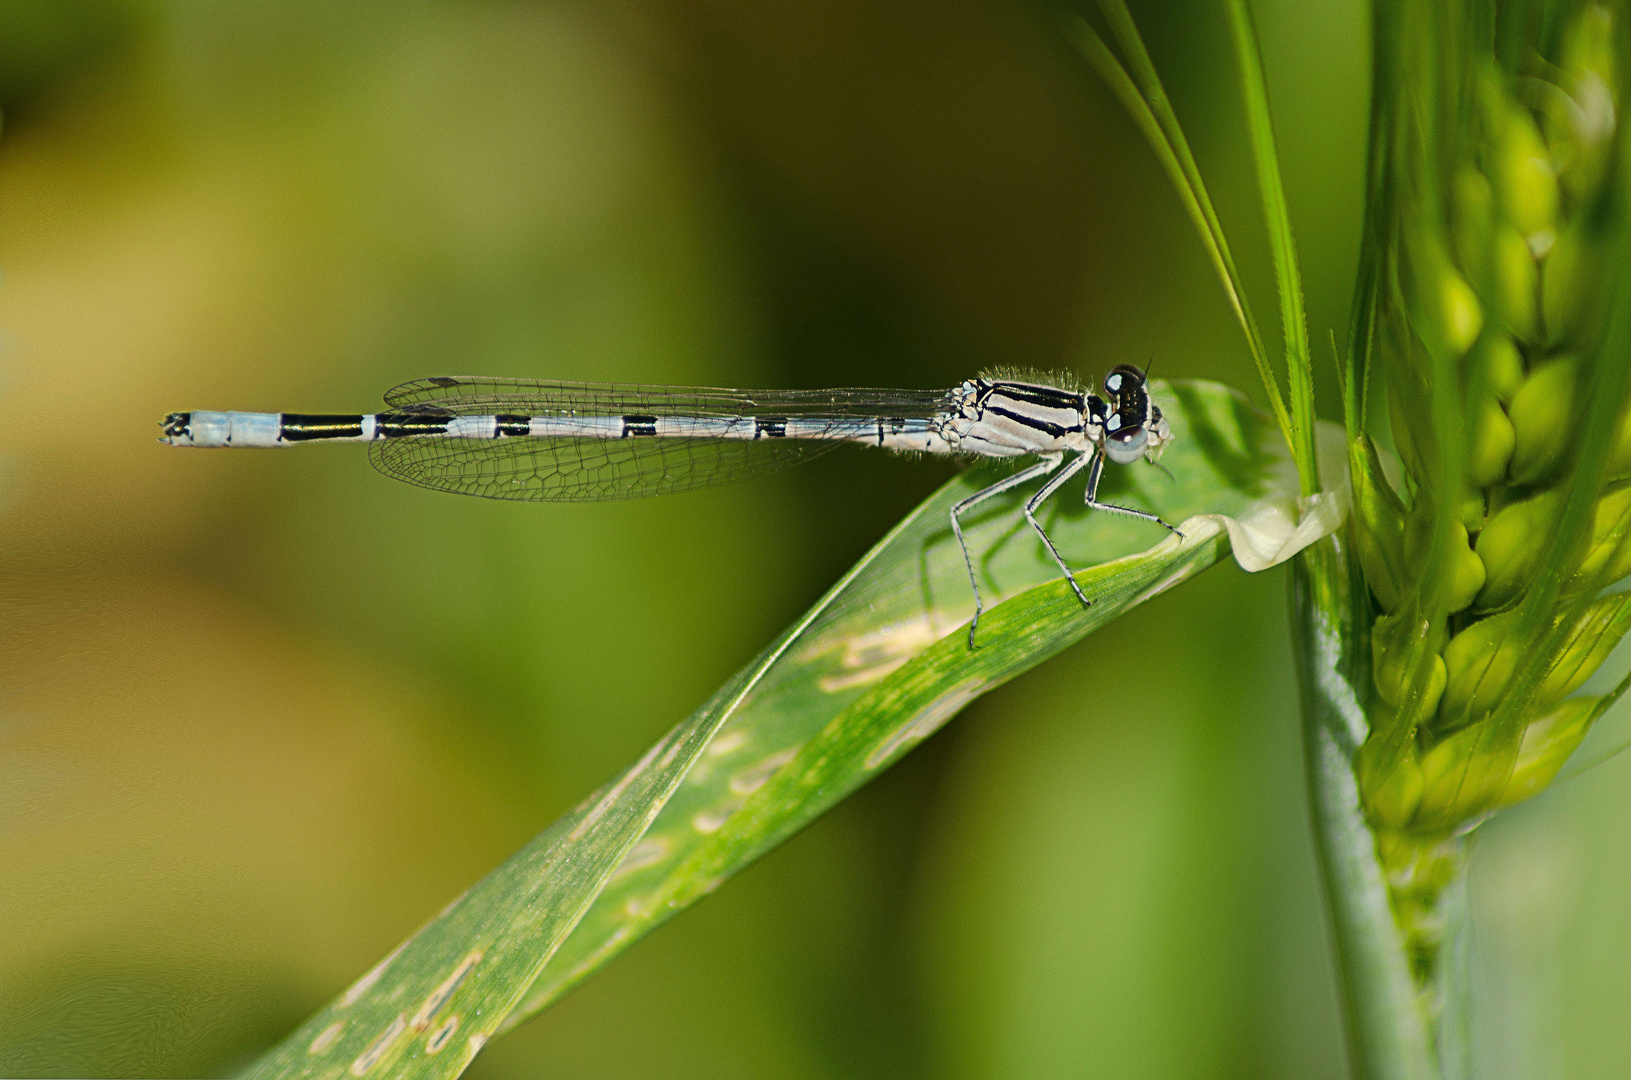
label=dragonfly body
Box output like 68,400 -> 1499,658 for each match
161,367 -> 1179,645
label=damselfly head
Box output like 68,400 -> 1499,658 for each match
1100,364 -> 1144,398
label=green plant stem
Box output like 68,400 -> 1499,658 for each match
1292,536 -> 1439,1080
1436,857 -> 1472,1080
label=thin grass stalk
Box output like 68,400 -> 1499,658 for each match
1065,11 -> 1297,451
1223,0 -> 1321,494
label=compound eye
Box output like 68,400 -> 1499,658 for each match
1105,423 -> 1148,464
1104,364 -> 1146,396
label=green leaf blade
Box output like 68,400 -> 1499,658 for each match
247,381 -> 1339,1078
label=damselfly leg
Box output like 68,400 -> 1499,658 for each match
1082,451 -> 1184,536
1023,451 -> 1094,605
950,455 -> 1062,649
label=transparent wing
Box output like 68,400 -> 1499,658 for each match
370,377 -> 956,503
370,431 -> 852,502
382,375 -> 954,417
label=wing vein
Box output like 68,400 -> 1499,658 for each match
369,378 -> 956,502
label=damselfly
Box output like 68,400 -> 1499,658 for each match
160,365 -> 1181,645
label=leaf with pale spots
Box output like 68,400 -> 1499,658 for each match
244,380 -> 1341,1080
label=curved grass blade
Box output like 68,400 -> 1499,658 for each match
246,381 -> 1344,1080
1065,8 -> 1294,459
1070,2 -> 1320,493
1220,0 -> 1318,492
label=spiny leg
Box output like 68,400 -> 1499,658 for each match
977,484 -> 1069,581
1022,451 -> 1093,607
1083,452 -> 1184,537
951,455 -> 1062,648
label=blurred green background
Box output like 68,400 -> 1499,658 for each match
3,0 -> 1630,1076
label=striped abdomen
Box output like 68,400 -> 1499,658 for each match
160,411 -> 955,453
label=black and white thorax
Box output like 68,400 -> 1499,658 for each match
935,366 -> 1173,465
